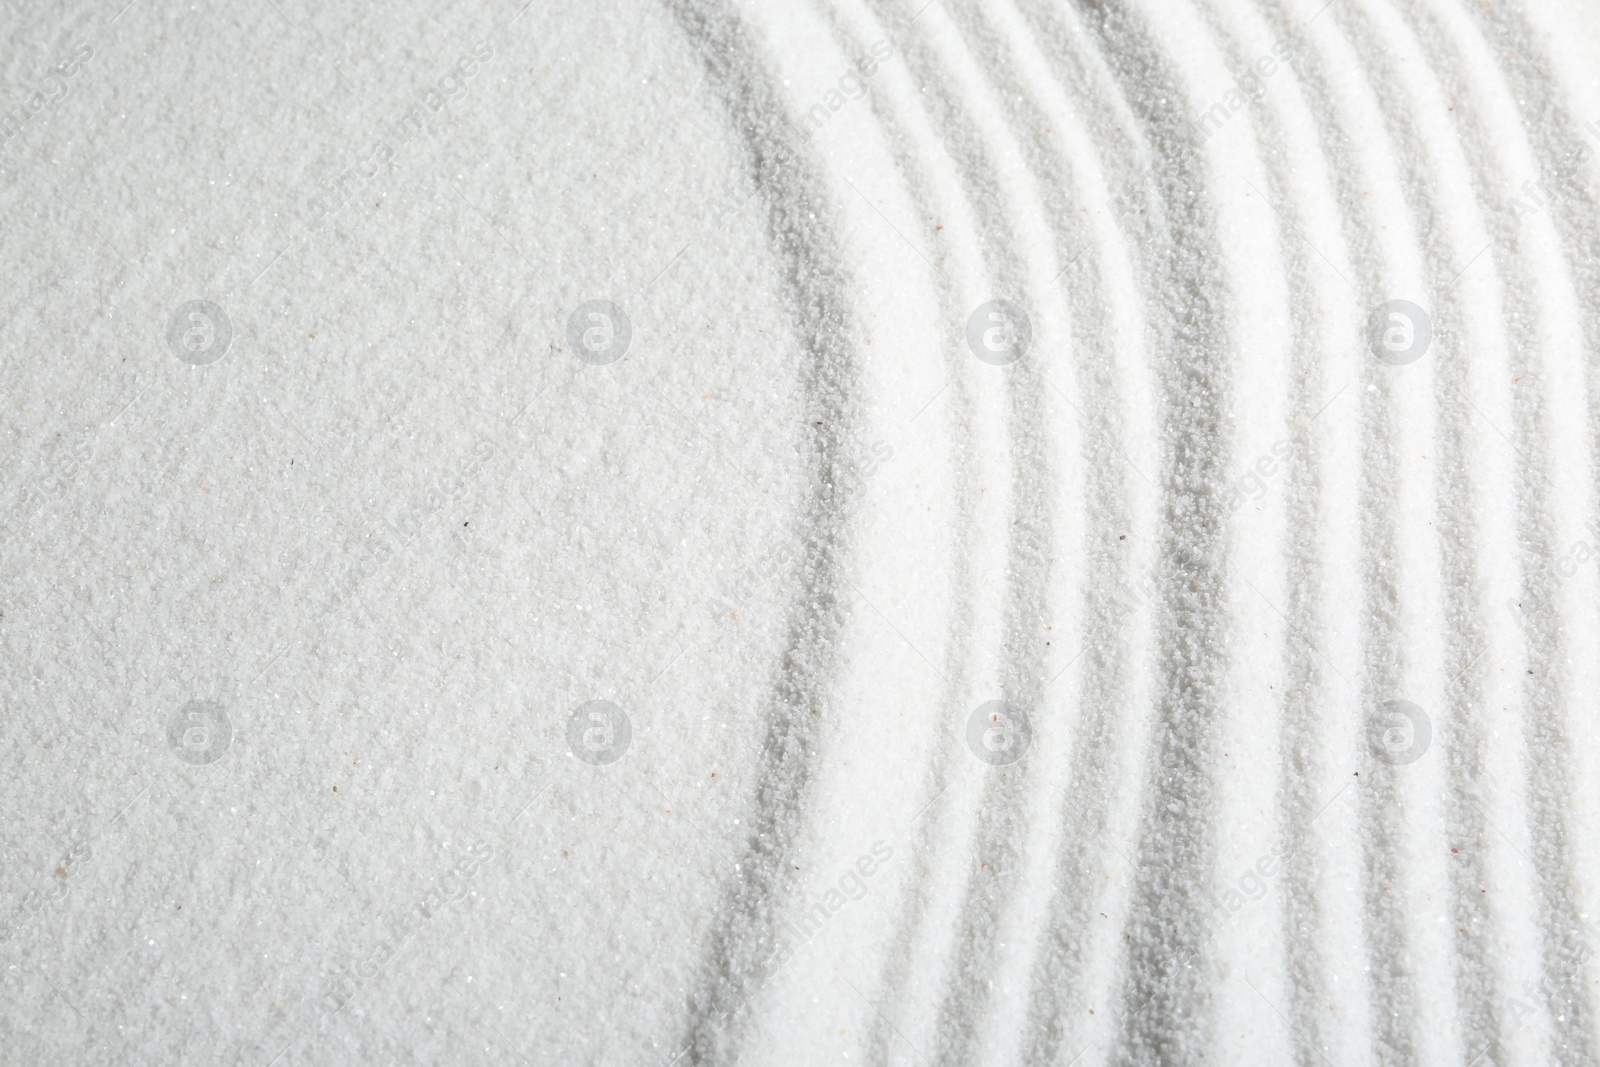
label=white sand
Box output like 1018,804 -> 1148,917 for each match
5,0 -> 1600,1064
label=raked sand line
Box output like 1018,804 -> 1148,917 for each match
1372,0 -> 1583,1057
1255,2 -> 1427,1060
937,0 -> 1146,1060
1189,2 -> 1341,1061
1454,3 -> 1600,1062
1328,0 -> 1501,1060
665,0 -> 867,1060
994,1 -> 1164,1060
1053,1 -> 1239,1062
845,3 -> 1057,1064
808,1 -> 1146,1061
795,4 -> 990,1066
